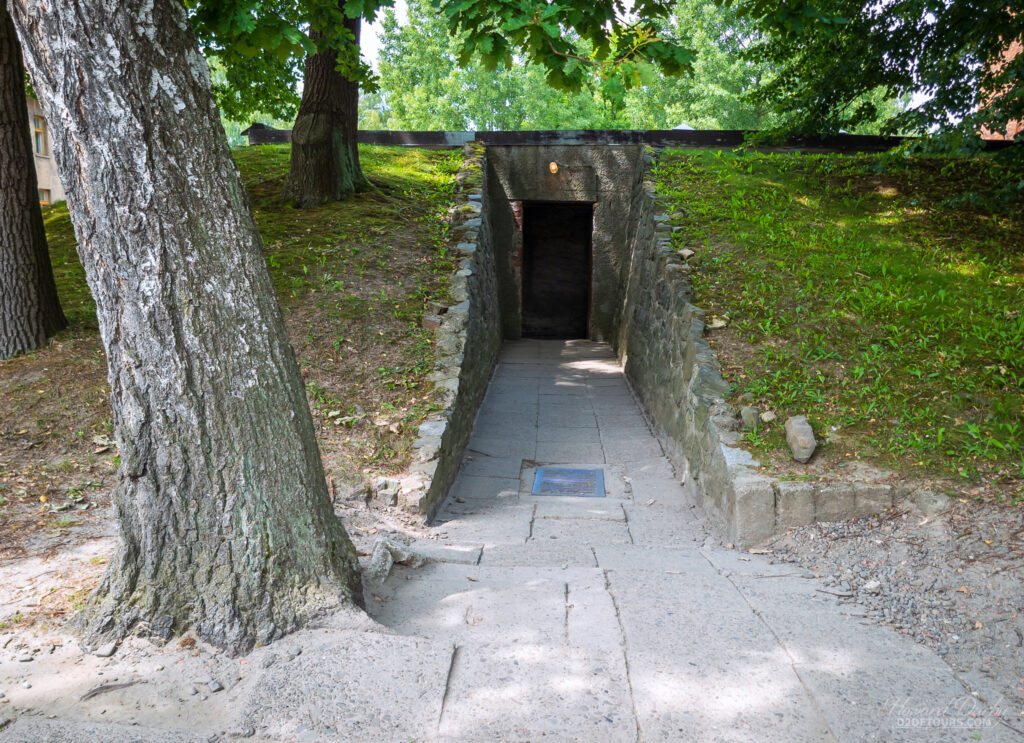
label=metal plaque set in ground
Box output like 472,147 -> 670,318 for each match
531,467 -> 605,497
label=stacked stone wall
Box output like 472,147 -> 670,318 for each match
616,149 -> 897,546
402,143 -> 503,517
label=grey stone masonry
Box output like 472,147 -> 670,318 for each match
785,415 -> 818,463
402,142 -> 502,516
615,147 -> 896,547
484,145 -> 646,342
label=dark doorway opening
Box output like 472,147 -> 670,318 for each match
521,202 -> 594,338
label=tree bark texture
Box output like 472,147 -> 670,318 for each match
0,5 -> 65,359
8,0 -> 362,653
283,14 -> 366,207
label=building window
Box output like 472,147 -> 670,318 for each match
33,116 -> 47,156
38,189 -> 50,205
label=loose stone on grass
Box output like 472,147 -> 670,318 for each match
739,406 -> 760,430
784,416 -> 817,463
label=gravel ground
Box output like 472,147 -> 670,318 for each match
767,499 -> 1024,733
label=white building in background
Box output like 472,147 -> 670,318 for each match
27,96 -> 65,206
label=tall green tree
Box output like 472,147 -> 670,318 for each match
195,0 -> 692,206
282,13 -> 367,206
191,1 -> 373,207
729,0 -> 1023,143
617,0 -> 783,130
365,0 -> 898,133
221,6 -> 373,208
11,0 -> 363,654
622,1 -> 905,132
369,0 -> 608,130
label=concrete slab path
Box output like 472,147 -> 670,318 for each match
373,340 -> 1015,742
1,341 -> 1013,742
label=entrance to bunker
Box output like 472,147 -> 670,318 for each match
521,202 -> 594,339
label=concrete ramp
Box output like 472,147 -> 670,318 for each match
370,340 -> 1015,742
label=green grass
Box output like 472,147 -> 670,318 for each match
656,150 -> 1024,500
231,145 -> 463,472
234,144 -> 460,309
42,144 -> 461,325
42,205 -> 92,329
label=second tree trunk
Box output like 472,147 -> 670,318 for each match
283,15 -> 366,207
0,5 -> 65,359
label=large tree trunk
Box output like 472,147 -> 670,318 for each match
283,14 -> 366,207
7,0 -> 362,653
0,5 -> 65,359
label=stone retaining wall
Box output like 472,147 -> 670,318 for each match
401,143 -> 503,518
616,149 -> 897,547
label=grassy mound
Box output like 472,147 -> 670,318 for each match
656,150 -> 1023,502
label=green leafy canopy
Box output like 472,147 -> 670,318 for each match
725,0 -> 1024,149
188,0 -> 384,121
189,0 -> 695,123
438,0 -> 694,98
